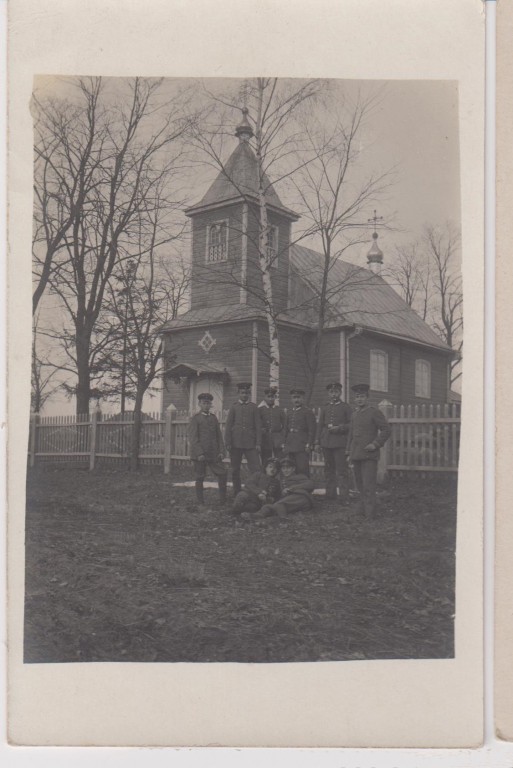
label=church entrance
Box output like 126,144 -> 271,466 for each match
189,376 -> 224,415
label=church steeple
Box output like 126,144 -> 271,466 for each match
366,210 -> 384,274
235,107 -> 254,143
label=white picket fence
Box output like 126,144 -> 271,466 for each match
28,402 -> 460,475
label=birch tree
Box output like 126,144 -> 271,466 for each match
195,78 -> 322,388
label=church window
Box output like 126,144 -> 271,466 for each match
415,359 -> 431,398
370,349 -> 388,392
207,221 -> 228,263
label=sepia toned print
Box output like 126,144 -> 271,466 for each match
26,76 -> 461,664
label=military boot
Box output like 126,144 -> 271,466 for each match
195,480 -> 205,506
218,476 -> 227,505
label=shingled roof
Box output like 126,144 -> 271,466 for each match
289,244 -> 452,352
185,140 -> 299,220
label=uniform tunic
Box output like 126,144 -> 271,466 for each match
346,404 -> 391,515
224,401 -> 262,450
259,403 -> 286,463
232,471 -> 282,514
316,399 -> 353,500
283,406 -> 316,475
188,411 -> 227,481
224,400 -> 262,494
262,473 -> 315,517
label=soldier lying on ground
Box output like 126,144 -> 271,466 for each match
230,457 -> 282,516
241,455 -> 315,520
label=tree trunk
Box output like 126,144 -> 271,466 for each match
75,334 -> 91,416
130,389 -> 144,471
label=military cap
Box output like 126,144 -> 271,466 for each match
264,457 -> 281,470
289,387 -> 305,395
237,382 -> 252,391
263,387 -> 278,396
197,392 -> 214,401
326,381 -> 343,391
351,383 -> 370,394
280,455 -> 296,468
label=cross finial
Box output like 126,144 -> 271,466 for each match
368,209 -> 384,235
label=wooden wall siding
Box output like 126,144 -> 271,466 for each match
190,204 -> 244,310
347,332 -> 450,406
277,325 -> 311,409
162,322 -> 254,412
29,404 -> 460,473
308,330 -> 343,405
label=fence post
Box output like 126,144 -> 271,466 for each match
89,404 -> 102,471
377,400 -> 393,483
29,411 -> 39,468
164,404 -> 175,475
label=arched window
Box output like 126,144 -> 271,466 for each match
415,359 -> 431,399
207,221 -> 228,262
370,350 -> 388,392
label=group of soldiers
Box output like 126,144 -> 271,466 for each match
187,381 -> 391,520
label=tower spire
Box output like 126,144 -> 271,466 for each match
366,209 -> 384,274
235,106 -> 254,143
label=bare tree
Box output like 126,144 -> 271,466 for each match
384,242 -> 431,320
289,89 -> 396,400
424,222 -> 463,385
96,203 -> 191,468
31,316 -> 64,412
33,76 -> 194,414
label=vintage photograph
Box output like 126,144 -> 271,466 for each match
25,75 -> 462,665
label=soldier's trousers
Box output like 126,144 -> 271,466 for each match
322,447 -> 349,501
288,450 -> 310,476
261,494 -> 313,517
352,459 -> 378,516
229,448 -> 261,494
193,458 -> 227,481
260,445 -> 283,468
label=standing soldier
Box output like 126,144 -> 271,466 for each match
315,381 -> 353,505
346,383 -> 391,518
224,382 -> 262,496
283,387 -> 316,476
188,393 -> 227,508
258,386 -> 286,467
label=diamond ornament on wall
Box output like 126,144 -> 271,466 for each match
198,330 -> 216,353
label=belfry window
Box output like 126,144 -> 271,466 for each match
207,221 -> 228,263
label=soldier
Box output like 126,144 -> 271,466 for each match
346,383 -> 392,517
315,381 -> 353,505
247,455 -> 315,519
224,382 -> 262,496
258,386 -> 286,467
283,387 -> 316,476
230,457 -> 282,516
188,392 -> 227,508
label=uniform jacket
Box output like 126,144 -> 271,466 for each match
316,400 -> 353,449
188,411 -> 224,460
244,471 -> 282,503
259,403 -> 286,451
347,405 -> 392,462
283,406 -> 316,453
224,401 -> 262,450
280,473 -> 315,508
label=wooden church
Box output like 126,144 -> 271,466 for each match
161,113 -> 454,413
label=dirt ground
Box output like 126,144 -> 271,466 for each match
24,465 -> 456,663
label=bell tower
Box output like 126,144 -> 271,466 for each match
184,109 -> 299,313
